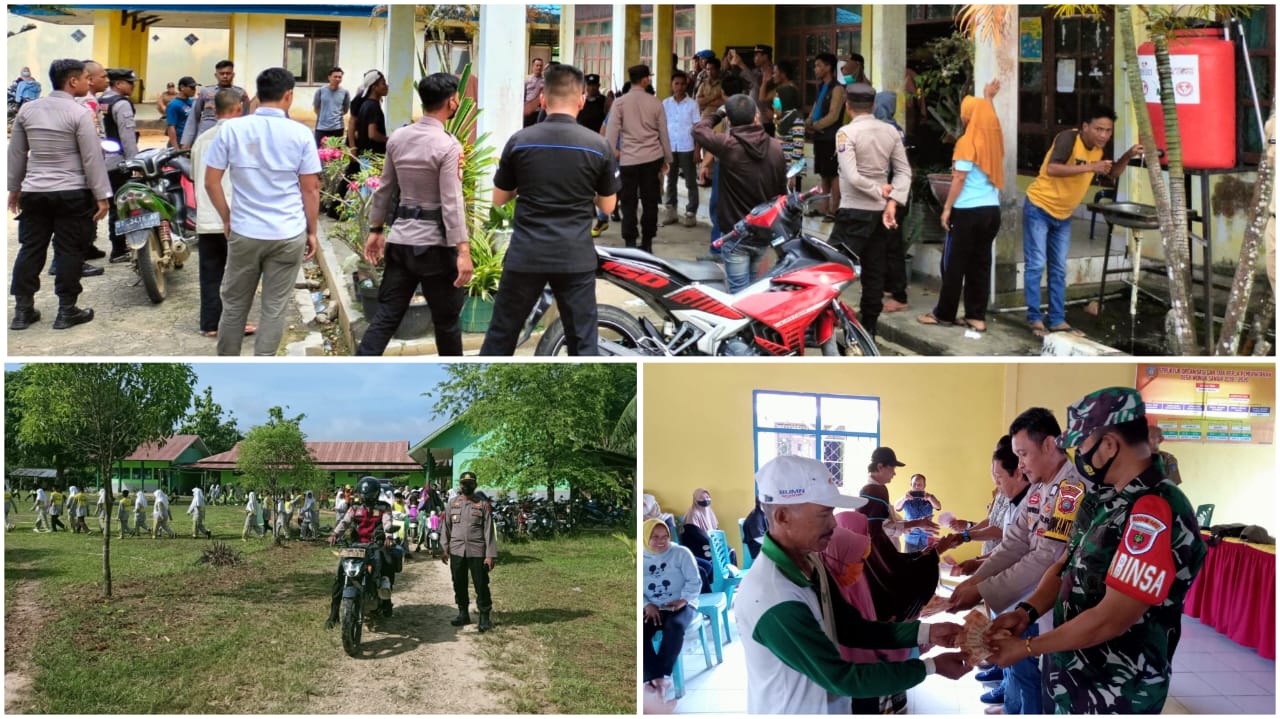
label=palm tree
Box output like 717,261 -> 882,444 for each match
960,4 -> 1264,354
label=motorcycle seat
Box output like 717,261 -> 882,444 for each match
604,247 -> 727,285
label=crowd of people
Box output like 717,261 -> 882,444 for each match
642,385 -> 1203,715
9,47 -> 1146,350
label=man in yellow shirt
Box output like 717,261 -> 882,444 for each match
1023,106 -> 1140,338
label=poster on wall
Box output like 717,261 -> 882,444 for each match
1020,17 -> 1043,62
1136,365 -> 1275,445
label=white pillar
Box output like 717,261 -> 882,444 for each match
559,4 -> 575,67
611,4 -> 628,88
972,6 -> 1021,301
478,5 -> 528,191
869,5 -> 906,100
384,5 -> 417,130
694,5 -> 713,56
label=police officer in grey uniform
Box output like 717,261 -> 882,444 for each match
442,471 -> 498,631
100,67 -> 142,263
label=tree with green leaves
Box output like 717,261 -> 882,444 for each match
5,369 -> 78,488
428,364 -> 636,503
178,385 -> 243,454
14,363 -> 195,598
235,407 -> 322,544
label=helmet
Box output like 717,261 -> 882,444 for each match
356,477 -> 381,506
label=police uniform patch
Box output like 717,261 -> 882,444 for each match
836,130 -> 848,153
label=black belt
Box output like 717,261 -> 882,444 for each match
395,206 -> 444,222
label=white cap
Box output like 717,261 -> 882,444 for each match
755,455 -> 867,509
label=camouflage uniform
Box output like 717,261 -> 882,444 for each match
1046,388 -> 1207,714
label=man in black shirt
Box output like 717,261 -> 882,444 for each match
479,64 -> 620,356
355,72 -> 387,155
577,73 -> 609,134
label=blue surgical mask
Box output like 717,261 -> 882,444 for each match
772,97 -> 782,112
840,74 -> 855,86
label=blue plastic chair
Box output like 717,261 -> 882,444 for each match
653,619 -> 713,699
694,592 -> 727,664
738,517 -> 753,571
706,529 -> 743,644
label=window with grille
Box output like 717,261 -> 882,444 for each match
284,20 -> 341,85
753,390 -> 879,492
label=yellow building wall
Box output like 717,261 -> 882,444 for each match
708,5 -> 774,56
644,362 -> 1276,560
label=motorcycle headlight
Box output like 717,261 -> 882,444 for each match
341,559 -> 361,577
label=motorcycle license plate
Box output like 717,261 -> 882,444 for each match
113,211 -> 161,236
338,548 -> 366,558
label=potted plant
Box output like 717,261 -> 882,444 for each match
460,200 -> 514,332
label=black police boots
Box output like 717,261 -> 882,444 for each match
52,305 -> 94,330
450,607 -> 471,626
10,297 -> 40,330
478,610 -> 492,632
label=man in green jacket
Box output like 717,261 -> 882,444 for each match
737,455 -> 973,713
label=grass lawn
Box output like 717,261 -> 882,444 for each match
4,505 -> 637,714
483,532 -> 637,714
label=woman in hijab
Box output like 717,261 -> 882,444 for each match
188,487 -> 212,539
301,490 -> 318,539
642,518 -> 701,696
919,79 -> 1005,333
30,488 -> 50,532
822,513 -> 913,714
152,489 -> 176,538
133,489 -> 151,537
66,486 -> 81,533
857,481 -> 940,623
243,491 -> 264,540
96,487 -> 107,532
679,488 -> 727,577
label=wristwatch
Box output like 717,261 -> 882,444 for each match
962,529 -> 971,542
368,226 -> 385,235
1016,601 -> 1040,623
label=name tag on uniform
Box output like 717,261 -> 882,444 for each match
451,513 -> 461,524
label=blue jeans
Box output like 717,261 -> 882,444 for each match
708,162 -> 722,253
723,241 -> 767,293
1022,197 -> 1073,327
1005,623 -> 1041,714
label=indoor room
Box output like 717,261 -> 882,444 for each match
642,361 -> 1274,715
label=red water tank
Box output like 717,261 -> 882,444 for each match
1137,28 -> 1236,169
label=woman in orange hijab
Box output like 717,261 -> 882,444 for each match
919,79 -> 1004,333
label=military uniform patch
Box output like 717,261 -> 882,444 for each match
1122,513 -> 1167,556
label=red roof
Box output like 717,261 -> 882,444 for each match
126,435 -> 206,462
193,441 -> 420,472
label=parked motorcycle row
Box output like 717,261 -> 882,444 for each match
491,496 -> 632,542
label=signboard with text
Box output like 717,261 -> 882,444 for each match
1136,365 -> 1274,444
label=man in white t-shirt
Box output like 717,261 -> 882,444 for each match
204,67 -> 321,356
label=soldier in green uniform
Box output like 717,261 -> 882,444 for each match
442,471 -> 498,632
985,387 -> 1206,714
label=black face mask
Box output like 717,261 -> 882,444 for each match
1073,437 -> 1116,485
697,499 -> 711,507
448,100 -> 458,121
460,482 -> 477,496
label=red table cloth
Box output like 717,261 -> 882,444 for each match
1183,535 -> 1275,659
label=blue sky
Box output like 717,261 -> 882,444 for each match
4,362 -> 461,444
189,363 -> 456,443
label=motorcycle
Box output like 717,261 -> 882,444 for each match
333,541 -> 388,657
527,161 -> 878,357
108,142 -> 195,303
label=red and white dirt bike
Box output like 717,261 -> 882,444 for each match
525,164 -> 878,357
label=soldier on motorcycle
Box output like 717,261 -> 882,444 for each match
326,477 -> 398,627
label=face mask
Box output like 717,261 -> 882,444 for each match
772,97 -> 782,112
460,482 -> 476,495
1072,438 -> 1116,484
840,74 -> 855,86
697,499 -> 711,507
448,100 -> 459,121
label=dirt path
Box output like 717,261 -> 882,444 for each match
305,550 -> 513,714
4,577 -> 46,714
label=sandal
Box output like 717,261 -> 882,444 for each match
1049,324 -> 1085,337
917,313 -> 944,326
244,324 -> 257,336
1029,321 -> 1049,338
966,319 -> 987,332
201,330 -> 218,338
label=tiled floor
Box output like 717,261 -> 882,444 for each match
666,608 -> 1274,714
